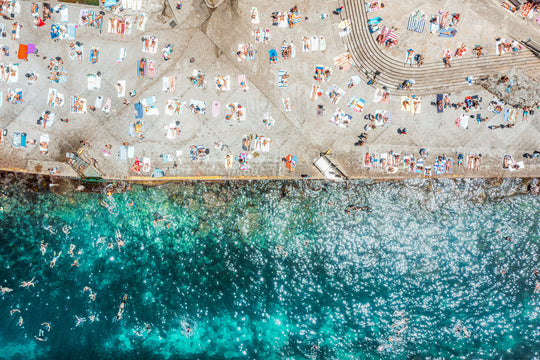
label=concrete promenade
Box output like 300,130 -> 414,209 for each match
0,0 -> 539,182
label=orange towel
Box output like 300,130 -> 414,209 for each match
17,44 -> 28,60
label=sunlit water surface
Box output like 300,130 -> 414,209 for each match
0,179 -> 539,359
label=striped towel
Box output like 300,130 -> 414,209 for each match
386,29 -> 399,43
407,14 -> 417,32
415,18 -> 425,33
238,74 -> 248,91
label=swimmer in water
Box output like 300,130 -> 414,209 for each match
89,315 -> 95,322
50,251 -> 62,268
18,316 -> 23,326
0,286 -> 13,294
10,309 -> 21,315
535,281 -> 540,294
116,230 -> 125,252
186,327 -> 192,337
35,329 -> 47,341
127,199 -> 134,207
116,294 -> 127,320
71,259 -> 80,267
68,244 -> 76,256
62,225 -> 70,235
41,322 -> 51,331
145,323 -> 151,333
40,241 -> 48,255
75,315 -> 86,327
45,225 -> 55,234
20,277 -> 36,288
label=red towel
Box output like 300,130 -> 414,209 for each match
18,44 -> 28,60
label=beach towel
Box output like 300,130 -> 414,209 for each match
212,101 -> 220,117
102,97 -> 111,114
134,102 -> 143,119
17,44 -> 28,60
147,60 -> 157,78
189,99 -> 206,114
319,36 -> 326,51
310,36 -> 319,51
347,96 -> 365,113
60,8 -> 68,22
12,132 -> 27,148
87,74 -> 101,90
162,76 -> 176,92
142,158 -> 151,173
251,7 -> 260,24
282,98 -> 292,112
136,14 -> 147,31
119,146 -> 127,161
130,157 -> 141,173
278,70 -> 288,88
430,15 -> 440,33
367,16 -> 382,25
436,94 -> 443,113
117,48 -> 127,63
215,75 -> 230,91
407,11 -> 425,33
39,134 -> 49,155
455,114 -> 468,128
268,49 -> 278,63
238,74 -> 248,92
439,27 -> 456,38
116,80 -> 126,97
401,97 -> 411,112
311,84 -> 321,102
412,98 -> 422,115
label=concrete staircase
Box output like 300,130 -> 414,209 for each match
340,0 -> 540,95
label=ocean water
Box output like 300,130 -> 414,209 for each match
0,179 -> 539,360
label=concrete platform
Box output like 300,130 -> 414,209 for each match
0,0 -> 538,181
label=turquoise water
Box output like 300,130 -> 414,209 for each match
0,179 -> 539,359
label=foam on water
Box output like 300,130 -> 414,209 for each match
0,179 -> 539,359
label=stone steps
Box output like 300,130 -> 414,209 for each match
341,0 -> 540,95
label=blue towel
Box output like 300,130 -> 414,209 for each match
134,103 -> 143,119
367,16 -> 382,25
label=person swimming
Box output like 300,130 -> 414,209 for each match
116,294 -> 127,320
0,286 -> 13,294
20,277 -> 36,287
75,315 -> 86,327
50,251 -> 62,268
40,241 -> 48,255
345,205 -> 372,214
